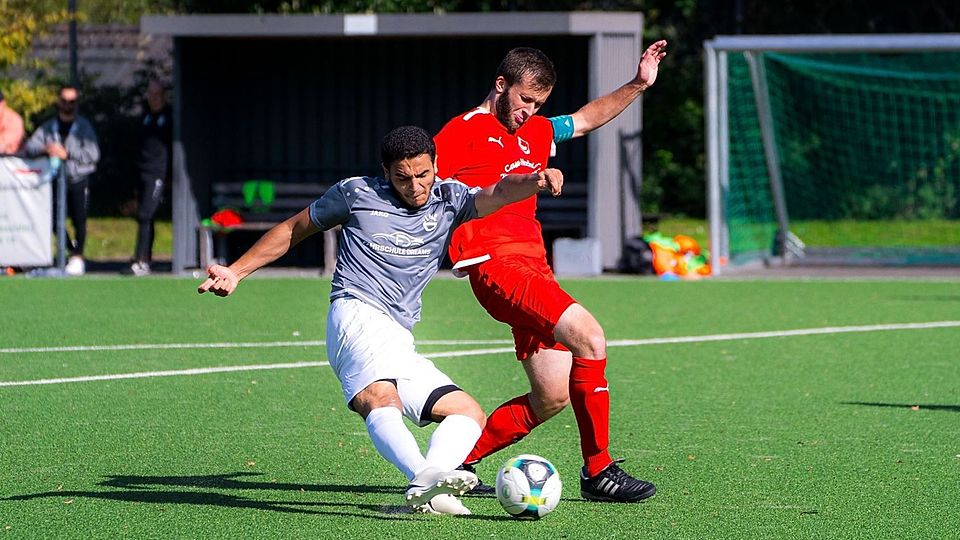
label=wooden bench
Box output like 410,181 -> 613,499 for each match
197,182 -> 338,273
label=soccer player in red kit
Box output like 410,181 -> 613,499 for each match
434,41 -> 667,502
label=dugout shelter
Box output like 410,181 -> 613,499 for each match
141,12 -> 647,274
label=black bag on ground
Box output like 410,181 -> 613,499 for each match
618,236 -> 655,274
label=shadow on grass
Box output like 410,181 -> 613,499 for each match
841,401 -> 960,412
99,471 -> 397,494
2,472 -> 415,520
890,295 -> 960,302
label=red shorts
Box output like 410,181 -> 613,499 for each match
466,255 -> 577,360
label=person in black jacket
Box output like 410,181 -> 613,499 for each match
130,79 -> 172,276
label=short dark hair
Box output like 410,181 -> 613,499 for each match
496,47 -> 557,91
380,125 -> 436,166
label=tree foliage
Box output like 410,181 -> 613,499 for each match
0,1 -> 73,130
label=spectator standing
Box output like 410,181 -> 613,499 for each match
0,89 -> 25,154
24,86 -> 100,276
129,79 -> 172,276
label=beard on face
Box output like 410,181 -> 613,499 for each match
494,90 -> 519,132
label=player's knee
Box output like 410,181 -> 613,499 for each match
454,395 -> 487,429
431,390 -> 486,429
464,405 -> 487,430
352,382 -> 401,418
530,389 -> 569,420
556,305 -> 607,358
582,328 -> 607,358
566,325 -> 606,359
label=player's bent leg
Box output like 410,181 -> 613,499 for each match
523,347 -> 573,421
424,390 -> 492,494
354,381 -> 427,481
464,392 -> 545,466
553,303 -> 615,475
424,391 -> 484,472
553,305 -> 658,502
459,355 -> 572,495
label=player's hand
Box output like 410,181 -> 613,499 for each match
197,264 -> 239,297
538,168 -> 563,197
635,40 -> 668,90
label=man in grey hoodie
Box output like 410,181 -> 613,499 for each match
24,86 -> 100,275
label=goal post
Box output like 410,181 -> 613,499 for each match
704,34 -> 960,274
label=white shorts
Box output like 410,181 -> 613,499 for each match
326,297 -> 459,427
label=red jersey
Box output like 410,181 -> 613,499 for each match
434,108 -> 554,266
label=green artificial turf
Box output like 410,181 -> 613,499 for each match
1,277 -> 958,539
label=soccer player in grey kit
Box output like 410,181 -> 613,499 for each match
198,126 -> 563,515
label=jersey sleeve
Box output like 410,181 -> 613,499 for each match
308,177 -> 359,230
438,179 -> 480,226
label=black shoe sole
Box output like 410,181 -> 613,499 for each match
580,484 -> 656,503
466,483 -> 496,496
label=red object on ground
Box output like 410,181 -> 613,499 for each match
211,209 -> 244,228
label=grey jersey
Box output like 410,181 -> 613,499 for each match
309,176 -> 480,329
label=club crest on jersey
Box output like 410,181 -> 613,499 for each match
372,231 -> 424,248
517,136 -> 531,155
422,212 -> 439,232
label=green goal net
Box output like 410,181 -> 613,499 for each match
707,36 -> 960,270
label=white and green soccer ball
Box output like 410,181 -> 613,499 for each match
495,454 -> 562,519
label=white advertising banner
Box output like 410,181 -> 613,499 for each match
0,156 -> 54,267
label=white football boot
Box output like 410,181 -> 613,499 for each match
404,467 -> 478,509
414,494 -> 472,515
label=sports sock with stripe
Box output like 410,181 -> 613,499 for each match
569,356 -> 614,477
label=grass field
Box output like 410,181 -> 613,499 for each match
1,276 -> 959,539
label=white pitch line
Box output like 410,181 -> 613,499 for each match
0,341 -> 326,354
425,347 -> 516,359
606,320 -> 960,347
1,320 -> 958,388
0,339 -> 512,355
0,362 -> 328,387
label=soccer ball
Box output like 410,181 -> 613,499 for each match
495,454 -> 562,519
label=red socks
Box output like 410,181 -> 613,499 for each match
569,356 -> 613,477
465,394 -> 543,464
466,358 -> 613,478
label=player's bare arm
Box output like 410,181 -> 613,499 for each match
475,168 -> 563,217
567,39 -> 667,138
197,208 -> 320,296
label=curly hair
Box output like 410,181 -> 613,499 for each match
380,125 -> 436,166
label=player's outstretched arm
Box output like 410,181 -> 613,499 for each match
475,168 -> 563,217
197,208 -> 319,296
566,39 -> 667,139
